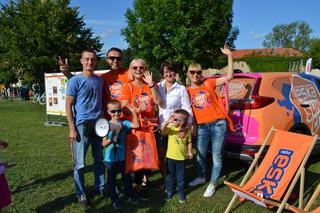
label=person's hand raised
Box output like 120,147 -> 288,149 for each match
59,56 -> 69,74
143,70 -> 154,87
220,45 -> 232,56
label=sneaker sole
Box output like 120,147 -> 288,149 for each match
203,192 -> 215,197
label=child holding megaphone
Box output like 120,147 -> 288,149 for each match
102,100 -> 140,210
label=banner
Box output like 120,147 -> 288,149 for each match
44,70 -> 109,116
305,58 -> 312,74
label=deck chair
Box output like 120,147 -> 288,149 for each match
224,127 -> 318,213
289,183 -> 320,213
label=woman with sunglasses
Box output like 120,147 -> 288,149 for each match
156,60 -> 193,190
187,45 -> 235,198
120,58 -> 162,200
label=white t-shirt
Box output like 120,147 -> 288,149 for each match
157,80 -> 193,125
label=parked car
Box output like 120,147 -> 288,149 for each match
211,72 -> 320,161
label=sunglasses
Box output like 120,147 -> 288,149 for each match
108,56 -> 122,61
189,70 -> 202,75
173,118 -> 184,122
132,66 -> 145,71
109,109 -> 122,114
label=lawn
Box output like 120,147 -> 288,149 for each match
0,100 -> 319,212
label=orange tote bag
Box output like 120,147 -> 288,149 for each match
125,129 -> 159,173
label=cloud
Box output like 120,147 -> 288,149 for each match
249,31 -> 267,40
98,29 -> 115,39
85,19 -> 121,27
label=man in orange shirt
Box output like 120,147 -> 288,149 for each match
59,47 -> 132,104
101,47 -> 132,102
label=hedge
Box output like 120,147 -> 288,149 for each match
235,56 -> 306,72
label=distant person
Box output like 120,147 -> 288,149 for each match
161,109 -> 192,203
6,88 -> 12,100
187,45 -> 235,197
32,83 -> 40,95
65,49 -> 105,205
103,100 -> 140,209
156,60 -> 193,190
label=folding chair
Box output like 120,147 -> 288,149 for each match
224,127 -> 318,213
289,183 -> 320,213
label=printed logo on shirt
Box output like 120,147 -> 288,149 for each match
191,91 -> 210,109
109,80 -> 123,98
135,92 -> 153,112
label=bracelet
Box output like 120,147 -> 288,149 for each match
149,84 -> 154,88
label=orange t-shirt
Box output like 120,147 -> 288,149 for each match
121,82 -> 157,126
101,68 -> 130,101
187,78 -> 225,124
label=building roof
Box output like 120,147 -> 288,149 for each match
232,48 -> 304,59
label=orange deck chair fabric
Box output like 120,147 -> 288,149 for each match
226,129 -> 317,209
242,130 -> 314,200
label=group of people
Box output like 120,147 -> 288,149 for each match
60,45 -> 234,209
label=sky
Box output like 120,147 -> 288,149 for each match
1,0 -> 320,54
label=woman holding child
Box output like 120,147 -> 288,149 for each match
187,45 -> 235,197
157,60 -> 193,188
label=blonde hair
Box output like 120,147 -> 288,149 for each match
129,58 -> 148,70
187,63 -> 202,72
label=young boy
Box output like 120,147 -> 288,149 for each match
161,109 -> 193,203
103,100 -> 139,209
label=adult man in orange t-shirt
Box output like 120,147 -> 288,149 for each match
59,47 -> 133,111
101,47 -> 132,101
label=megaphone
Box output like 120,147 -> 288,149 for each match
95,118 -> 122,137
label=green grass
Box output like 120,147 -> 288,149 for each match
0,100 -> 319,212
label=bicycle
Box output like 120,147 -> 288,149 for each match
32,92 -> 46,105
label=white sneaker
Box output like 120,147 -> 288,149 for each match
188,177 -> 206,187
203,183 -> 216,197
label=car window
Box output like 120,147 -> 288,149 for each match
291,76 -> 319,103
215,77 -> 256,100
271,77 -> 290,94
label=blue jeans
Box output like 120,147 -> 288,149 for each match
166,158 -> 185,199
105,161 -> 133,202
196,119 -> 227,185
73,123 -> 105,197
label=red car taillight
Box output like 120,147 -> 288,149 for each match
229,96 -> 274,110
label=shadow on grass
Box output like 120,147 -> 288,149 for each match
182,153 -> 249,197
12,169 -> 72,194
36,193 -> 77,212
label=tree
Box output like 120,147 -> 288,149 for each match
307,38 -> 320,69
263,21 -> 312,52
122,0 -> 239,79
0,0 -> 102,85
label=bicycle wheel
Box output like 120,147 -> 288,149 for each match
32,93 -> 38,103
39,94 -> 46,105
